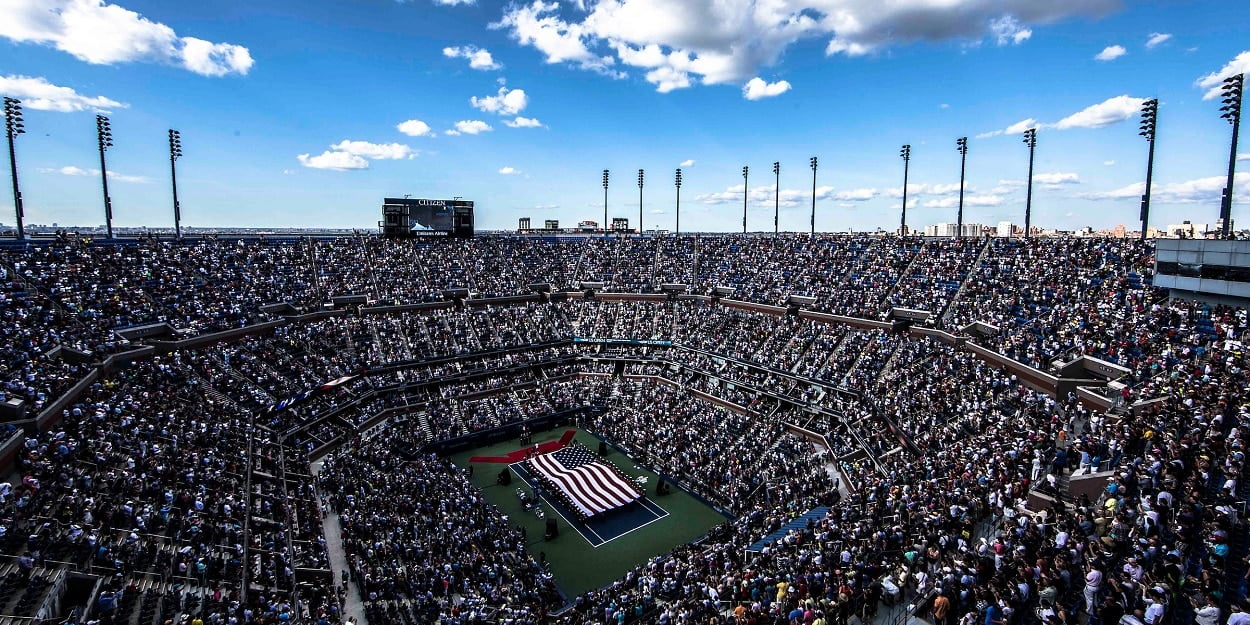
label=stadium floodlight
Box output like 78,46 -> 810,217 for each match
169,129 -> 183,240
1022,128 -> 1037,239
772,162 -> 780,236
637,168 -> 644,235
1138,99 -> 1158,241
675,168 -> 682,235
898,145 -> 910,235
955,137 -> 968,239
96,114 -> 115,239
3,97 -> 25,240
1219,73 -> 1243,238
602,169 -> 609,234
742,165 -> 749,234
809,157 -> 817,235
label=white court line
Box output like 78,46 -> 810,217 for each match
637,495 -> 668,517
510,463 -> 607,547
588,500 -> 670,546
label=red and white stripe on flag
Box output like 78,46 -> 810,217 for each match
530,453 -> 640,517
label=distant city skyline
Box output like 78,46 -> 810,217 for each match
0,0 -> 1247,233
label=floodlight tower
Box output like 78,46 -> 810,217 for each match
955,137 -> 968,238
96,114 -> 114,239
1138,99 -> 1158,241
1219,74 -> 1243,238
809,157 -> 817,235
3,97 -> 24,240
772,161 -> 780,236
742,166 -> 749,233
1022,128 -> 1037,239
169,129 -> 183,239
602,169 -> 609,233
898,145 -> 910,235
637,168 -> 644,234
675,168 -> 682,235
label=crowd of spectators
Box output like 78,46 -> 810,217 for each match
1,233 -> 1249,625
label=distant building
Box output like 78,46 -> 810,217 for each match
1112,224 -> 1127,238
924,222 -> 984,237
997,221 -> 1014,237
518,217 -> 532,231
1165,221 -> 1210,238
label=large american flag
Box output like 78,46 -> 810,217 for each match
528,444 -> 642,518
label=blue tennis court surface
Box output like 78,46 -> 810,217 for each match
511,462 -> 669,547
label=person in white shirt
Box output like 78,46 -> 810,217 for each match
1084,564 -> 1103,614
1227,601 -> 1250,625
1193,594 -> 1220,625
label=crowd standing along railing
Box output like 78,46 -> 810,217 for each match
8,292 -> 1117,464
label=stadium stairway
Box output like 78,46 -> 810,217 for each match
941,237 -> 994,326
309,459 -> 365,625
745,506 -> 831,553
878,240 -> 929,309
870,339 -> 906,387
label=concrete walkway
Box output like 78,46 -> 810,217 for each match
310,459 -> 368,625
812,441 -> 851,499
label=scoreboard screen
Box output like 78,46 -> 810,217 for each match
381,198 -> 474,238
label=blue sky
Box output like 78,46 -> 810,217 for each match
0,0 -> 1248,232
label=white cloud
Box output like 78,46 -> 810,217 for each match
446,120 -> 492,135
834,188 -> 878,201
990,180 -> 1024,194
885,183 -> 966,198
680,159 -> 695,167
1103,160 -> 1116,166
922,195 -> 1003,208
39,165 -> 147,182
939,103 -> 950,109
1145,32 -> 1172,49
1095,45 -> 1126,61
492,0 -> 1112,94
470,87 -> 529,115
1034,172 -> 1079,185
981,95 -> 1144,137
296,139 -> 413,171
1052,95 -> 1146,129
988,16 -> 1031,46
1196,51 -> 1250,100
442,45 -> 502,70
695,183 -> 836,208
0,74 -> 126,112
330,140 -> 415,160
180,37 -> 255,77
432,0 -> 475,5
489,1 -> 621,76
1239,154 -> 1249,162
0,0 -> 253,76
977,118 -> 1036,138
504,116 -> 544,128
743,77 -> 792,100
297,151 -> 369,171
396,119 -> 434,137
1078,172 -> 1249,204
499,166 -> 521,174
649,208 -> 666,214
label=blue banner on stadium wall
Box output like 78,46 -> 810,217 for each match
573,338 -> 673,346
